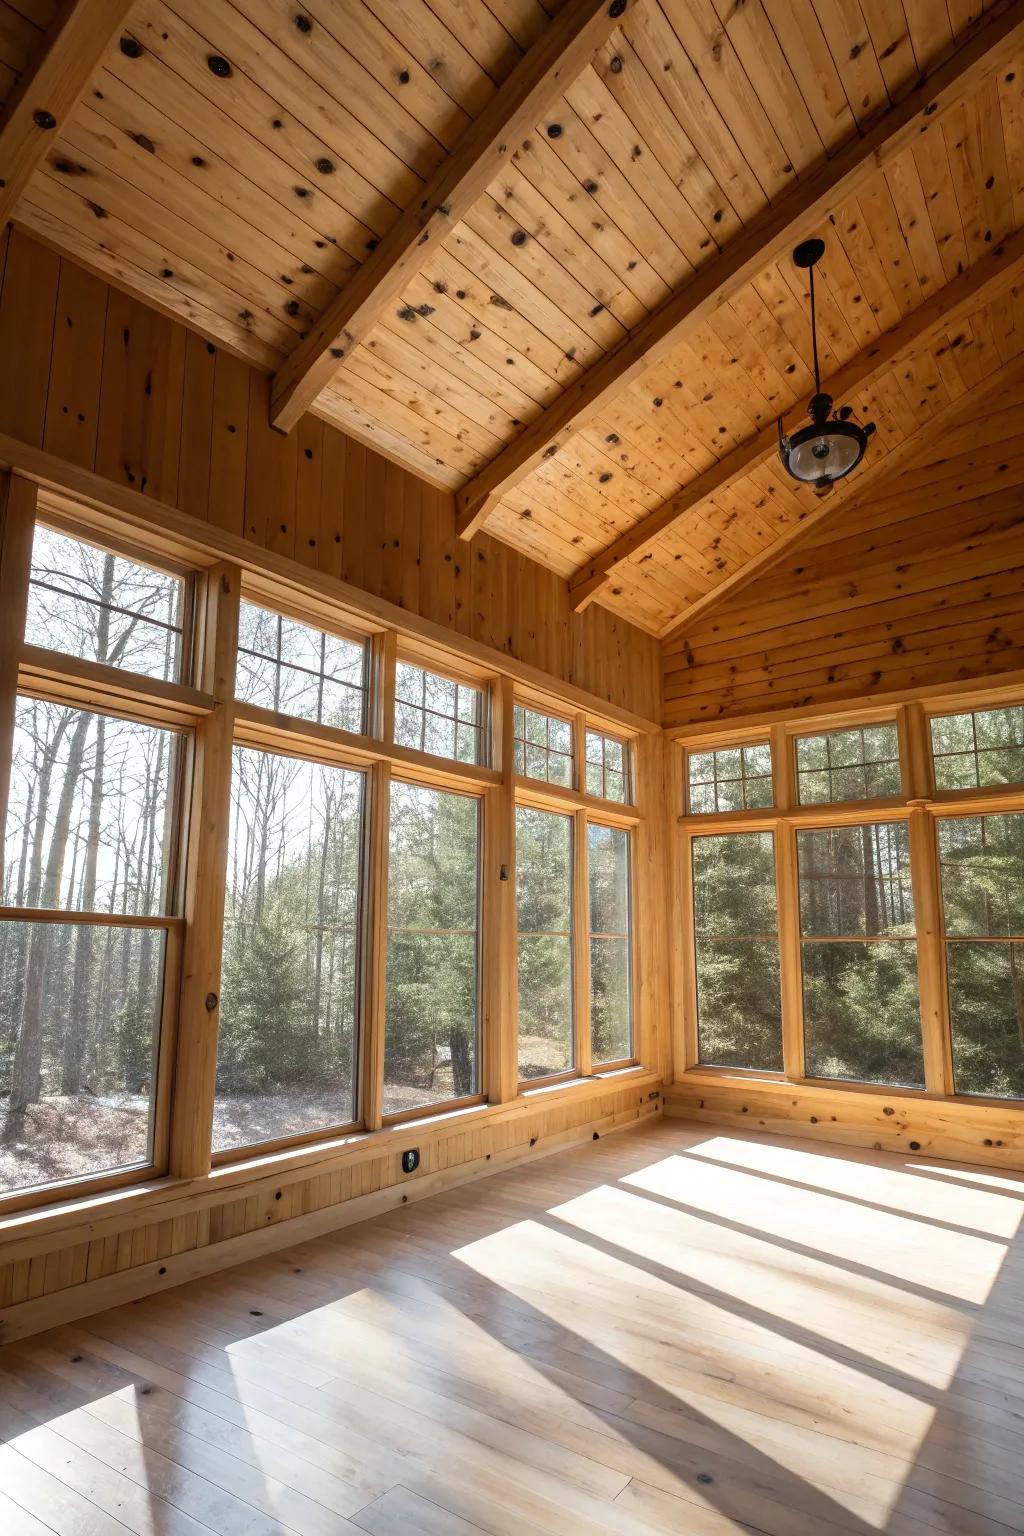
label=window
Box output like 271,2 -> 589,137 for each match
797,823 -> 923,1087
796,724 -> 901,804
1,698 -> 179,1196
214,746 -> 365,1151
688,743 -> 772,813
585,730 -> 631,803
589,824 -> 632,1063
235,600 -> 367,732
931,706 -> 1024,791
514,704 -> 573,786
26,523 -> 184,682
516,806 -> 574,1081
385,783 -> 480,1115
939,814 -> 1024,1099
692,833 -> 783,1071
394,661 -> 484,764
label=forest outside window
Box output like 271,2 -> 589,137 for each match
589,823 -> 633,1064
1,696 -> 181,1197
797,823 -> 923,1088
516,806 -> 574,1082
214,745 -> 365,1152
931,706 -> 1024,791
235,600 -> 367,732
514,705 -> 573,787
26,523 -> 185,682
393,661 -> 485,764
796,724 -> 901,805
939,814 -> 1024,1099
585,730 -> 631,803
384,782 -> 480,1116
688,743 -> 772,813
692,832 -> 783,1071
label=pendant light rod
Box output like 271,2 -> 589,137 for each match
794,236 -> 826,399
779,235 -> 873,488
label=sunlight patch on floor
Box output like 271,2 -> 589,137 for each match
617,1150 -> 1010,1305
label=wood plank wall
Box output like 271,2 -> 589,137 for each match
0,226 -> 660,718
0,1082 -> 661,1343
663,368 -> 1024,727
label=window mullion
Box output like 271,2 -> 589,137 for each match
574,807 -> 592,1078
169,561 -> 240,1180
484,676 -> 517,1103
370,629 -> 397,744
900,703 -> 933,800
362,758 -> 391,1131
771,724 -> 805,1079
909,808 -> 955,1094
0,474 -> 37,892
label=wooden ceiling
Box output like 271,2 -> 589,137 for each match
1,0 -> 1022,637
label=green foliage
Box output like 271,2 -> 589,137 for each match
693,832 -> 783,1071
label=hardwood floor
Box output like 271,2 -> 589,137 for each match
0,1117 -> 1022,1535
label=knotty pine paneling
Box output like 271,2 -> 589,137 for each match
0,229 -> 659,717
663,368 -> 1024,727
0,1082 -> 661,1343
664,1080 -> 1024,1172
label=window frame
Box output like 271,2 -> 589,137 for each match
585,727 -> 634,806
685,736 -> 772,815
675,689 -> 1024,1110
392,650 -> 490,768
587,817 -> 636,1072
0,474 -> 655,1232
210,739 -> 371,1163
235,591 -> 372,735
382,776 -> 486,1125
0,503 -> 194,1215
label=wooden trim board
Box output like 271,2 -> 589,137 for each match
665,1077 -> 1024,1171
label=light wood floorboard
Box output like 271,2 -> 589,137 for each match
1,1120 -> 1023,1534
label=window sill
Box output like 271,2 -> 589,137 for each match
0,1066 -> 661,1259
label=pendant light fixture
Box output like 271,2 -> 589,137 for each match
778,238 -> 875,491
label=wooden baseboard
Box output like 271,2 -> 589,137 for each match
664,1075 -> 1024,1171
0,1094 -> 661,1345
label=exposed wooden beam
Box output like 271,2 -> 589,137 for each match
659,352 -> 1024,643
454,0 -> 1024,540
269,0 -> 634,435
567,226 -> 1024,612
0,0 -> 136,229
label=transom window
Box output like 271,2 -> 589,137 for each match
796,724 -> 901,805
514,704 -> 573,787
26,523 -> 185,682
585,729 -> 631,803
688,742 -> 772,813
394,661 -> 485,764
235,600 -> 367,732
931,706 -> 1024,791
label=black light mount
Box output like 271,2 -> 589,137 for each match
778,238 -> 875,492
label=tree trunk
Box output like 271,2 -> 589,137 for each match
7,707 -> 92,1119
449,1026 -> 471,1097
